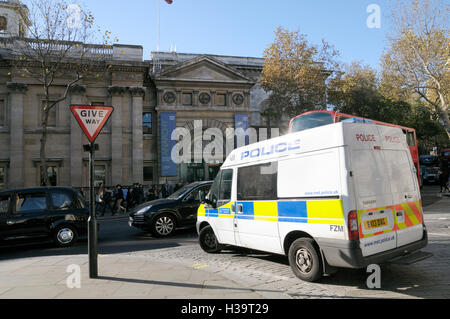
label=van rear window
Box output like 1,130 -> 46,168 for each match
351,150 -> 391,197
383,150 -> 416,193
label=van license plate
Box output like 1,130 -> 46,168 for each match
365,217 -> 388,229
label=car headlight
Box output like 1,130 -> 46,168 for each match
135,207 -> 150,216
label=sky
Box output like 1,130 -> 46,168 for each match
80,0 -> 393,69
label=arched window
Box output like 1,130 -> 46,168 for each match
0,17 -> 7,32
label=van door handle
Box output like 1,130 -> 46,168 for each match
237,204 -> 243,213
231,203 -> 235,213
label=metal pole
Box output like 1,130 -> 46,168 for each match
88,142 -> 98,278
157,0 -> 161,52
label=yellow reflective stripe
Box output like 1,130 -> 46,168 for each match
401,203 -> 420,226
197,204 -> 206,217
307,200 -> 344,220
253,201 -> 278,221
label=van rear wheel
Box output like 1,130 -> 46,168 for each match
199,226 -> 222,254
288,238 -> 323,282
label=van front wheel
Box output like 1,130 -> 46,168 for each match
199,226 -> 222,254
288,238 -> 323,282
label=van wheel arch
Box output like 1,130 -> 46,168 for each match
283,231 -> 315,255
284,231 -> 336,276
198,221 -> 211,232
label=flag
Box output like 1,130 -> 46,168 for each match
165,0 -> 173,4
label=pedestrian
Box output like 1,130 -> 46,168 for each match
114,184 -> 126,215
147,185 -> 155,201
439,165 -> 449,193
160,184 -> 168,198
138,184 -> 145,204
95,183 -> 105,216
100,187 -> 114,216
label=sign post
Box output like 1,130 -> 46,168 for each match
70,105 -> 114,279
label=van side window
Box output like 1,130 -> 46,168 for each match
15,193 -> 47,212
0,195 -> 10,215
219,169 -> 233,201
208,169 -> 233,206
237,162 -> 278,201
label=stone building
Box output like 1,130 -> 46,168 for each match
0,1 -> 280,190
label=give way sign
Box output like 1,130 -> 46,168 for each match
70,105 -> 114,143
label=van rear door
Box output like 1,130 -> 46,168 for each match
382,149 -> 424,247
346,124 -> 397,257
350,148 -> 397,257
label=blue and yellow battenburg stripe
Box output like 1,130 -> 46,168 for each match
198,200 -> 344,225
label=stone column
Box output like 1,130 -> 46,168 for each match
7,82 -> 27,189
211,90 -> 216,107
244,91 -> 250,108
193,90 -> 199,107
69,84 -> 86,187
227,91 -> 232,107
130,87 -> 145,184
108,86 -> 126,185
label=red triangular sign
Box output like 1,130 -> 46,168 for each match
70,105 -> 114,143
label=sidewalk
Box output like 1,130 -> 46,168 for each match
0,253 -> 280,299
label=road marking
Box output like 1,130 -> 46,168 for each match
428,233 -> 450,237
193,263 -> 209,270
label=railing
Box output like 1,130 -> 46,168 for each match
0,37 -> 120,60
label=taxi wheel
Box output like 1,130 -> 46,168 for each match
288,238 -> 323,282
53,225 -> 78,247
199,226 -> 222,254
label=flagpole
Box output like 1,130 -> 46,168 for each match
157,0 -> 161,52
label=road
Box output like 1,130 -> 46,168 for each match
0,185 -> 448,299
0,217 -> 198,261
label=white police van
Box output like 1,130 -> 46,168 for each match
197,122 -> 430,282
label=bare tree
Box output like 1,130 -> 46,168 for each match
8,0 -> 115,185
382,0 -> 449,138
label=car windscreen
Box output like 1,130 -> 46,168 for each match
167,184 -> 195,200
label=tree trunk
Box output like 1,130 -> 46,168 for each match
40,102 -> 49,187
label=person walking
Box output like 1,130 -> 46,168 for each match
439,166 -> 450,193
95,183 -> 105,216
114,185 -> 126,215
100,187 -> 114,216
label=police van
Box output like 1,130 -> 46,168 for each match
197,122 -> 430,282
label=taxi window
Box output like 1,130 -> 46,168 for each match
15,192 -> 47,212
0,195 -> 10,215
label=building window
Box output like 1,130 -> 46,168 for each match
182,93 -> 192,106
0,100 -> 5,127
143,166 -> 153,183
40,166 -> 57,186
216,93 -> 227,106
0,17 -> 7,32
143,113 -> 152,134
94,165 -> 106,187
0,167 -> 5,190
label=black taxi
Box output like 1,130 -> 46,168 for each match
0,187 -> 89,247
